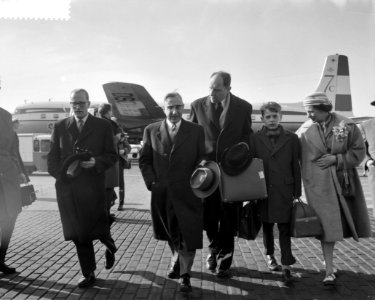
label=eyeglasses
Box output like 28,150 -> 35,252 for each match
70,101 -> 88,107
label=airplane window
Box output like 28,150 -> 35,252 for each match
33,140 -> 40,152
40,140 -> 51,152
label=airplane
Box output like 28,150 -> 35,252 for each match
12,54 -> 362,143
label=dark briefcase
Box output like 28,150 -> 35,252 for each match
21,184 -> 37,207
237,201 -> 261,240
290,198 -> 323,238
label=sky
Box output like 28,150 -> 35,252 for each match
0,0 -> 374,117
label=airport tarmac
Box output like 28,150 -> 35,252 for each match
1,165 -> 375,299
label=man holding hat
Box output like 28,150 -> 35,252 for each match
139,92 -> 205,293
190,71 -> 252,278
47,89 -> 118,288
358,99 -> 375,218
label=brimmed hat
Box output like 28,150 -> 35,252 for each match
303,92 -> 332,107
60,152 -> 91,182
190,161 -> 220,198
371,100 -> 375,106
220,142 -> 252,176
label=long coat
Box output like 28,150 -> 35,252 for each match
47,114 -> 117,243
139,119 -> 205,251
358,119 -> 375,217
0,108 -> 22,220
297,112 -> 371,242
250,126 -> 301,223
190,94 -> 252,235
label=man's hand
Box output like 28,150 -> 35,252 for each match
80,157 -> 96,168
315,154 -> 336,169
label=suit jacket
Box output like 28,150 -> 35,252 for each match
139,119 -> 205,250
190,93 -> 252,162
0,108 -> 22,219
250,126 -> 301,223
47,114 -> 117,242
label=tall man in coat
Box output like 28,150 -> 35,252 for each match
250,102 -> 301,284
139,92 -> 205,293
190,71 -> 252,278
47,89 -> 118,288
358,100 -> 375,218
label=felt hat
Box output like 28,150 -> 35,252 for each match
60,152 -> 91,182
303,92 -> 332,107
220,142 -> 252,176
190,161 -> 220,198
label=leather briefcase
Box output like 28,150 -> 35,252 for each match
220,158 -> 268,203
21,184 -> 37,207
238,201 -> 261,240
290,198 -> 323,238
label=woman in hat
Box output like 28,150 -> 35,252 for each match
296,92 -> 371,285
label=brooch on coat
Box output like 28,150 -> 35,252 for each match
332,121 -> 348,143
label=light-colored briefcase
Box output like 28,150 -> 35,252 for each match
220,158 -> 268,203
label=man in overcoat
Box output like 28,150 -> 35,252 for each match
47,89 -> 118,288
139,92 -> 205,293
358,100 -> 375,217
190,71 -> 252,278
250,102 -> 301,283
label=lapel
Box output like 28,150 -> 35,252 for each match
77,114 -> 95,143
156,120 -> 172,152
223,93 -> 236,129
67,116 -> 79,141
203,97 -> 221,131
257,127 -> 273,152
304,122 -> 327,153
171,119 -> 190,153
271,127 -> 291,155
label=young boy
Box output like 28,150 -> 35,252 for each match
250,102 -> 301,283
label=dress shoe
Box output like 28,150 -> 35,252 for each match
206,253 -> 217,272
117,204 -> 125,211
0,263 -> 16,274
78,272 -> 95,288
167,265 -> 180,279
282,269 -> 294,284
216,269 -> 230,279
323,273 -> 336,286
267,255 -> 281,271
105,249 -> 115,269
179,275 -> 192,293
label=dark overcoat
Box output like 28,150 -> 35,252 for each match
189,94 -> 253,235
139,119 -> 205,251
0,108 -> 22,220
47,114 -> 117,243
250,126 -> 301,223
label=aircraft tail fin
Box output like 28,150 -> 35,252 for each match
315,54 -> 353,117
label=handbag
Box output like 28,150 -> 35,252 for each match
20,184 -> 37,207
290,198 -> 323,238
220,158 -> 268,202
237,201 -> 261,240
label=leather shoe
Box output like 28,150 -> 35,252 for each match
105,248 -> 115,269
267,255 -> 281,271
167,265 -> 180,279
78,272 -> 95,288
179,275 -> 192,293
216,269 -> 230,279
206,253 -> 217,272
117,204 -> 125,211
0,263 -> 16,274
282,269 -> 294,284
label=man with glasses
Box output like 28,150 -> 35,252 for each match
190,71 -> 252,278
47,89 -> 118,288
139,92 -> 205,293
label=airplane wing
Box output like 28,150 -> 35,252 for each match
102,82 -> 165,130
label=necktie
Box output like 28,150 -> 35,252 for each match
213,102 -> 223,127
78,119 -> 84,133
170,123 -> 177,142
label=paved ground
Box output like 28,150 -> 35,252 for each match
1,167 -> 375,299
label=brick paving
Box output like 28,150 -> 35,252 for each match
0,171 -> 375,299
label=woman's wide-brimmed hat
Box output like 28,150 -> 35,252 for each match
60,152 -> 92,182
190,161 -> 220,198
220,142 -> 252,176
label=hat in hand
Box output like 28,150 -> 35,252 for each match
60,152 -> 91,182
220,142 -> 252,176
190,161 -> 220,198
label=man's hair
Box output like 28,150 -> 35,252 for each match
210,71 -> 231,88
98,103 -> 112,116
311,103 -> 333,112
164,92 -> 183,103
70,88 -> 89,100
260,102 -> 282,116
